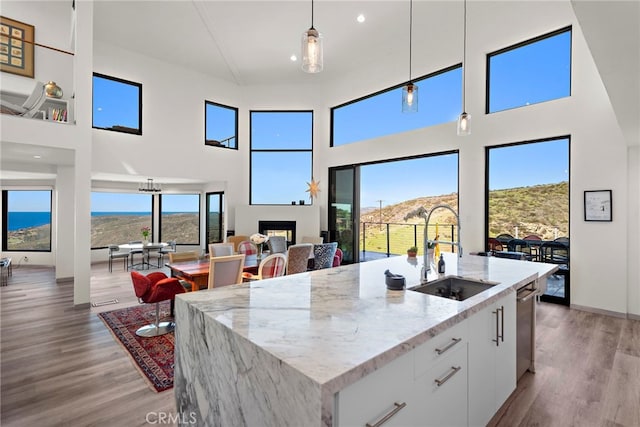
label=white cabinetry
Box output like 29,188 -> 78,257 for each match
337,319 -> 469,427
468,292 -> 516,427
414,343 -> 468,427
337,349 -> 419,427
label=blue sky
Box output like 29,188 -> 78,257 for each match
7,190 -> 51,211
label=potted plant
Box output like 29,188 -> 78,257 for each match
407,246 -> 418,257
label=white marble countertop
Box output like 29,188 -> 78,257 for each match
177,253 -> 557,396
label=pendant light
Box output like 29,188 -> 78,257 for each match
457,0 -> 471,135
301,0 -> 323,73
402,0 -> 418,112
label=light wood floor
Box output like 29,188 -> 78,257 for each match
1,264 -> 639,426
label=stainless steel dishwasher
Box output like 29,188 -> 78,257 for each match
516,281 -> 537,380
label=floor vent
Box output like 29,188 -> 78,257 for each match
91,299 -> 119,307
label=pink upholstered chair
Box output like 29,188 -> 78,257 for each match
332,247 -> 343,267
244,253 -> 287,281
130,271 -> 186,337
238,241 -> 258,255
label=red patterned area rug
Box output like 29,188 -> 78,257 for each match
98,301 -> 175,392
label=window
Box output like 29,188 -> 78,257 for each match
487,27 -> 571,113
160,194 -> 200,245
2,190 -> 52,252
250,111 -> 313,204
91,192 -> 153,249
206,192 -> 224,245
92,73 -> 142,134
331,65 -> 461,147
485,136 -> 570,305
205,101 -> 238,149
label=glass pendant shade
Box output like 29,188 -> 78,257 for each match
402,83 -> 418,113
457,112 -> 471,135
301,28 -> 323,73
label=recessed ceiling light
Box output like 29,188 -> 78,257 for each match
290,54 -> 298,62
357,14 -> 365,23
33,155 -> 42,159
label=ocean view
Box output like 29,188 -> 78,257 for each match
7,211 -> 202,231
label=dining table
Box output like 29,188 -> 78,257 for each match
166,254 -> 260,291
119,242 -> 168,270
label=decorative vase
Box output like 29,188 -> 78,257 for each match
44,81 -> 63,99
142,237 -> 149,245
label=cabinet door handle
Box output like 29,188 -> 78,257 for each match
434,366 -> 462,387
435,337 -> 462,355
492,308 -> 501,346
500,304 -> 505,342
365,402 -> 407,427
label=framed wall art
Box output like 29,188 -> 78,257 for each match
584,190 -> 612,222
0,16 -> 35,78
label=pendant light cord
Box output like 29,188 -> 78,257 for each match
311,0 -> 315,29
409,0 -> 413,83
462,0 -> 467,111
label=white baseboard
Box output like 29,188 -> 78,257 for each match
570,303 -> 628,319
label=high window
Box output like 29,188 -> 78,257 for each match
2,190 -> 52,252
487,27 -> 571,113
331,65 -> 461,147
206,192 -> 224,245
91,192 -> 153,249
205,101 -> 238,149
250,111 -> 313,205
92,73 -> 142,134
159,194 -> 200,245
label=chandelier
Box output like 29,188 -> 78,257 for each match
139,178 -> 161,193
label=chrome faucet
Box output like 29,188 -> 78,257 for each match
405,204 -> 462,282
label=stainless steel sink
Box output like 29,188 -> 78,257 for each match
408,276 -> 498,301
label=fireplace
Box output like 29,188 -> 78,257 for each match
259,221 -> 296,247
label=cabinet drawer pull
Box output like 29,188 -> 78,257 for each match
365,402 -> 407,427
434,366 -> 462,387
492,307 -> 502,346
435,337 -> 462,355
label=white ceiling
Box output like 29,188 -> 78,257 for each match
92,0 -> 463,87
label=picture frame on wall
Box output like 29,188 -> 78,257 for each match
584,190 -> 612,222
0,16 -> 35,78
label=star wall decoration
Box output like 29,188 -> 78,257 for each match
306,178 -> 320,200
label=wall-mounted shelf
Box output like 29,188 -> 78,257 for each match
0,90 -> 72,123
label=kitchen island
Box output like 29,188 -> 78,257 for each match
174,253 -> 557,426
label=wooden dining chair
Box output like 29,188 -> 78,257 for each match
168,251 -> 199,263
226,235 -> 249,252
209,243 -> 234,257
208,254 -> 245,289
301,236 -> 324,244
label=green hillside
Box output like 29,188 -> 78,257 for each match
360,182 -> 568,254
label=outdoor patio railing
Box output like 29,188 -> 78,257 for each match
360,222 -> 457,257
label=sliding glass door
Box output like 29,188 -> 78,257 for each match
329,166 -> 359,265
